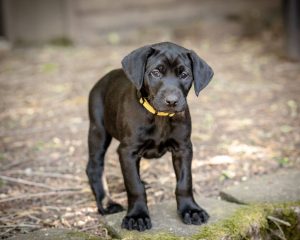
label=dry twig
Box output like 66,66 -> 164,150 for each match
267,216 -> 291,227
81,224 -> 101,231
0,189 -> 87,203
0,223 -> 41,228
0,159 -> 34,171
0,175 -> 83,191
0,228 -> 14,236
267,215 -> 290,240
3,170 -> 83,181
0,175 -> 56,190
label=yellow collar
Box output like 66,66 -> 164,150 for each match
139,98 -> 175,117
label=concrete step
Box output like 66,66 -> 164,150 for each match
220,169 -> 300,204
104,197 -> 240,239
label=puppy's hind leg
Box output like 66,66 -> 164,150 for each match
86,98 -> 124,214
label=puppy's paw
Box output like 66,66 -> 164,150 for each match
121,215 -> 152,231
180,208 -> 209,225
105,202 -> 124,214
98,202 -> 124,215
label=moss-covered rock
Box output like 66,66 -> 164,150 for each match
192,202 -> 300,240
104,197 -> 240,238
105,202 -> 300,240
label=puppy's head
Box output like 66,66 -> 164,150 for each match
122,42 -> 214,113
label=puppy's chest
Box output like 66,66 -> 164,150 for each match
139,119 -> 176,159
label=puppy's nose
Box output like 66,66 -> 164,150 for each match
165,95 -> 179,107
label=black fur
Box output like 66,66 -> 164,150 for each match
86,42 -> 214,231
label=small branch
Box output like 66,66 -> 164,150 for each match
29,172 -> 83,181
3,170 -> 83,181
0,158 -> 34,171
81,224 -> 101,231
0,228 -> 14,236
267,215 -> 291,227
267,215 -> 289,240
0,175 -> 82,191
0,224 -> 41,228
27,214 -> 42,224
0,175 -> 56,190
0,189 -> 87,203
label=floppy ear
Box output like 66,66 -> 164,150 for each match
121,45 -> 154,90
189,50 -> 214,96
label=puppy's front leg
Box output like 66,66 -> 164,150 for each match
172,141 -> 209,225
118,144 -> 152,231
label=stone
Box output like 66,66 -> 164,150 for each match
103,197 -> 240,239
220,169 -> 300,204
7,228 -> 102,240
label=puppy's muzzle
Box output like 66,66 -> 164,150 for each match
154,88 -> 186,112
165,94 -> 179,107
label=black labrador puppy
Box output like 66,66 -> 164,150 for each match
87,42 -> 214,231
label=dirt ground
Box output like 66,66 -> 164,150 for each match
0,0 -> 300,239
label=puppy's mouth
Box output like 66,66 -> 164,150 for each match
156,107 -> 185,114
151,99 -> 186,113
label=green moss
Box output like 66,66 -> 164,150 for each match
267,206 -> 300,240
66,231 -> 102,240
0,179 -> 3,187
41,63 -> 58,74
49,37 -> 73,47
33,141 -> 46,151
192,202 -> 300,240
117,231 -> 182,240
104,220 -> 183,240
192,205 -> 268,239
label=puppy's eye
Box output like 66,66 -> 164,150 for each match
150,69 -> 161,78
180,72 -> 189,79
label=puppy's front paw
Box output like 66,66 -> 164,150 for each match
180,208 -> 209,225
121,214 -> 152,231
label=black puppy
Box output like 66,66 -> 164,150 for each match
87,42 -> 214,231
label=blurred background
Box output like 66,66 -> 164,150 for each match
0,0 -> 299,239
